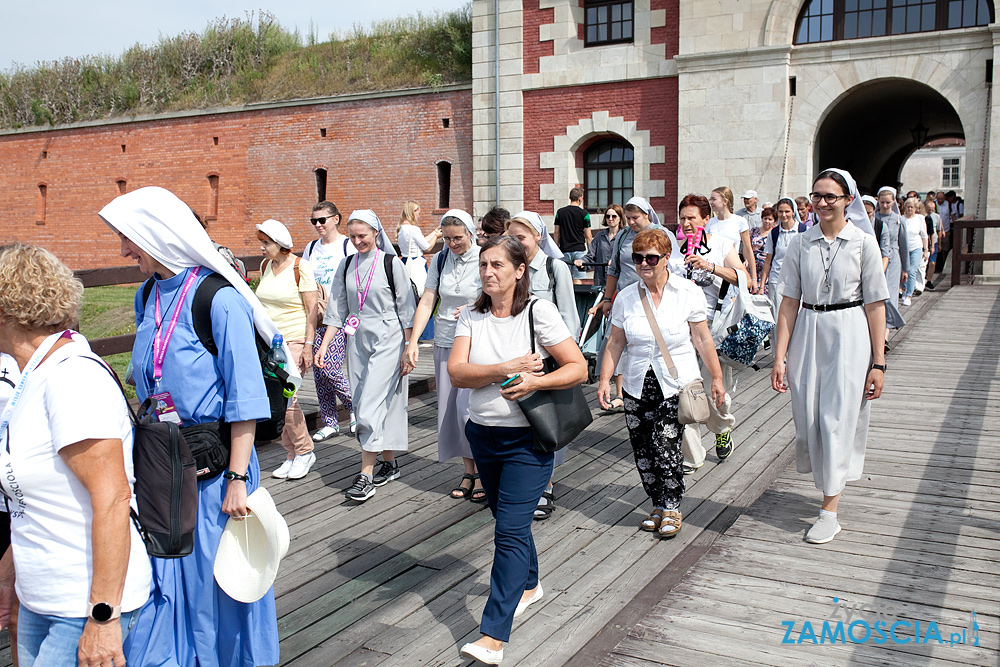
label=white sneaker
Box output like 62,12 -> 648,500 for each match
460,642 -> 503,665
902,296 -> 912,306
805,513 -> 842,544
271,459 -> 294,479
312,425 -> 339,442
514,584 -> 543,618
287,452 -> 317,480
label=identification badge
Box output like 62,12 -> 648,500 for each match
150,391 -> 182,424
344,314 -> 360,336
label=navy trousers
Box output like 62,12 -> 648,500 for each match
466,420 -> 554,642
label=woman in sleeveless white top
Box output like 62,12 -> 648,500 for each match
397,200 -> 441,293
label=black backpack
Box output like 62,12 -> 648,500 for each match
95,360 -> 199,559
140,273 -> 290,442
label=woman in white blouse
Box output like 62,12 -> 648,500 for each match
707,186 -> 756,291
397,200 -> 442,293
900,197 -> 928,306
598,229 -> 725,539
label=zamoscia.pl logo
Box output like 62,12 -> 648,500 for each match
781,597 -> 980,647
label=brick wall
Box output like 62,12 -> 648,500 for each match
0,89 -> 472,269
654,0 -> 679,59
522,78 -> 678,218
523,0 -> 555,75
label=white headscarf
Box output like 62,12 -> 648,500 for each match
774,197 -> 802,227
441,209 -> 476,237
821,168 -> 874,236
511,210 -> 563,259
98,186 -> 301,387
625,196 -> 661,226
877,186 -> 902,216
347,210 -> 397,256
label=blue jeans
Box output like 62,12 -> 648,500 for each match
466,421 -> 553,642
563,250 -> 586,279
18,605 -> 140,667
905,247 -> 922,297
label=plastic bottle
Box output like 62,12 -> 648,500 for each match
269,333 -> 287,368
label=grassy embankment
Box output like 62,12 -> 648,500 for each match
0,7 -> 472,129
79,285 -> 137,398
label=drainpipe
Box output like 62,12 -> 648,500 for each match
495,0 -> 501,206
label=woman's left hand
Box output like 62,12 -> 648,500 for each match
710,376 -> 726,407
221,479 -> 249,519
78,618 -> 125,667
499,372 -> 544,401
684,255 -> 710,271
865,368 -> 884,400
299,348 -> 312,373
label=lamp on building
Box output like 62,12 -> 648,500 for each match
910,103 -> 929,148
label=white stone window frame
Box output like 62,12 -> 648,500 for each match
539,111 -> 664,220
942,156 -> 962,188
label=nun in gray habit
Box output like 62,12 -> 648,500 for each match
317,209 -> 416,501
874,186 -> 907,337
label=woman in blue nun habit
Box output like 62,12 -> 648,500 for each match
100,186 -> 297,667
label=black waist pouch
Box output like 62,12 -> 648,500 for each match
180,421 -> 231,479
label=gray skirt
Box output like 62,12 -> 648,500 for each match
434,345 -> 473,461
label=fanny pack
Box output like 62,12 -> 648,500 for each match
178,419 -> 231,479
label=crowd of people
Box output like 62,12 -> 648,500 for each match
0,168 -> 943,665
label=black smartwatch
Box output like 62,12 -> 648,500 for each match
871,363 -> 886,373
223,470 -> 249,482
88,602 -> 121,623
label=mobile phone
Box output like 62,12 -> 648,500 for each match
501,374 -> 522,388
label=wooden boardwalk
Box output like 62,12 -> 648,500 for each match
0,284 -> 983,667
601,285 -> 1000,666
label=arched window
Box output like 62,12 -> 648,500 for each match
584,139 -> 633,212
795,0 -> 992,44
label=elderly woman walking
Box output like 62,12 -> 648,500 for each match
403,209 -> 484,501
598,228 -> 725,538
0,244 -> 151,667
450,236 -> 587,665
772,169 -> 888,544
317,210 -> 415,502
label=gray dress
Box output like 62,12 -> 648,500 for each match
778,222 -> 890,496
425,245 -> 482,461
875,211 -> 907,330
326,250 -> 416,452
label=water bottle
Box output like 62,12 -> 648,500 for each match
269,333 -> 287,368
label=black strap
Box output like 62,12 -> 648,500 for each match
436,249 -> 449,274
527,300 -> 537,355
383,253 -> 396,299
140,273 -> 230,357
544,256 -> 558,310
306,239 -> 318,259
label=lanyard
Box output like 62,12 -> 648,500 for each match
0,330 -> 74,444
153,267 -> 201,385
355,250 -> 380,313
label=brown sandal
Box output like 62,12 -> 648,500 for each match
657,510 -> 682,538
641,509 -> 665,532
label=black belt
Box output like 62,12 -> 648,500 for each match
801,299 -> 864,312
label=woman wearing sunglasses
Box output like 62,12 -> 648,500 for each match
669,194 -> 747,474
597,228 -> 725,539
574,204 -> 624,288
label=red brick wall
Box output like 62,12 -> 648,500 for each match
522,78 -> 678,220
0,89 -> 472,269
523,0 -> 555,75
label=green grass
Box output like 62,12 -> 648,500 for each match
79,285 -> 138,398
0,6 -> 472,129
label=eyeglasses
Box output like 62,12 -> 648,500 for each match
443,235 -> 467,244
632,253 -> 666,266
809,192 -> 850,205
310,215 -> 335,225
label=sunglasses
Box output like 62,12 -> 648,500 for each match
605,213 -> 619,220
310,215 -> 335,225
632,253 -> 666,266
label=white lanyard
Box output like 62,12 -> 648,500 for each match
0,330 -> 72,444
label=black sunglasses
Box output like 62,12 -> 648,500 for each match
310,215 -> 335,225
632,253 -> 666,266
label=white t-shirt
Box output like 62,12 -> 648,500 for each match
397,225 -> 432,260
302,236 -> 356,293
706,214 -> 749,251
0,340 -> 151,617
0,353 -> 18,413
903,215 -> 928,252
454,299 -> 571,427
610,274 -> 707,400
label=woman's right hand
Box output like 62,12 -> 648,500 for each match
314,343 -> 330,369
506,352 -> 544,375
771,359 -> 787,393
401,344 -> 419,375
597,380 -> 613,410
601,300 -> 612,318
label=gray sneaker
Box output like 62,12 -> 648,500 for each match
372,460 -> 400,487
805,513 -> 842,544
346,473 -> 375,501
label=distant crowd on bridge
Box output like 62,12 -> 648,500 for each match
0,167 -> 946,665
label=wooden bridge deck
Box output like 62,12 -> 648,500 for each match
0,283 -> 984,667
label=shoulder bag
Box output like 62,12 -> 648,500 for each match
516,300 -> 593,453
639,288 -> 710,425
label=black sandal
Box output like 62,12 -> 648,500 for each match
533,490 -> 555,520
451,473 -> 476,500
470,479 -> 487,504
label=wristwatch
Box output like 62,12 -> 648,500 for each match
88,602 -> 122,623
871,363 -> 887,373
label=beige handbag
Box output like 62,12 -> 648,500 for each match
639,288 -> 710,425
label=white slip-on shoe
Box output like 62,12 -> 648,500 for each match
513,584 -> 543,618
287,452 -> 316,480
805,513 -> 842,544
271,459 -> 293,479
460,642 -> 503,665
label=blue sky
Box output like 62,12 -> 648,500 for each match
0,0 -> 470,72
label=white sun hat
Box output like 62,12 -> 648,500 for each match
214,487 -> 290,603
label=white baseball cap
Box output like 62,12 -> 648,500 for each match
742,190 -> 758,199
255,219 -> 294,249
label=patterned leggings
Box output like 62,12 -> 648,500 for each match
313,326 -> 353,427
623,370 -> 685,510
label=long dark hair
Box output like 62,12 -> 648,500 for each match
472,235 -> 530,316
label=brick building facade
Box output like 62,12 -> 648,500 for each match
0,85 -> 472,269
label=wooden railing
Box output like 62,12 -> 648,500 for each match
78,255 -> 264,356
951,219 -> 1000,286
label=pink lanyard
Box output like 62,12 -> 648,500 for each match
355,250 -> 380,313
153,267 -> 201,385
